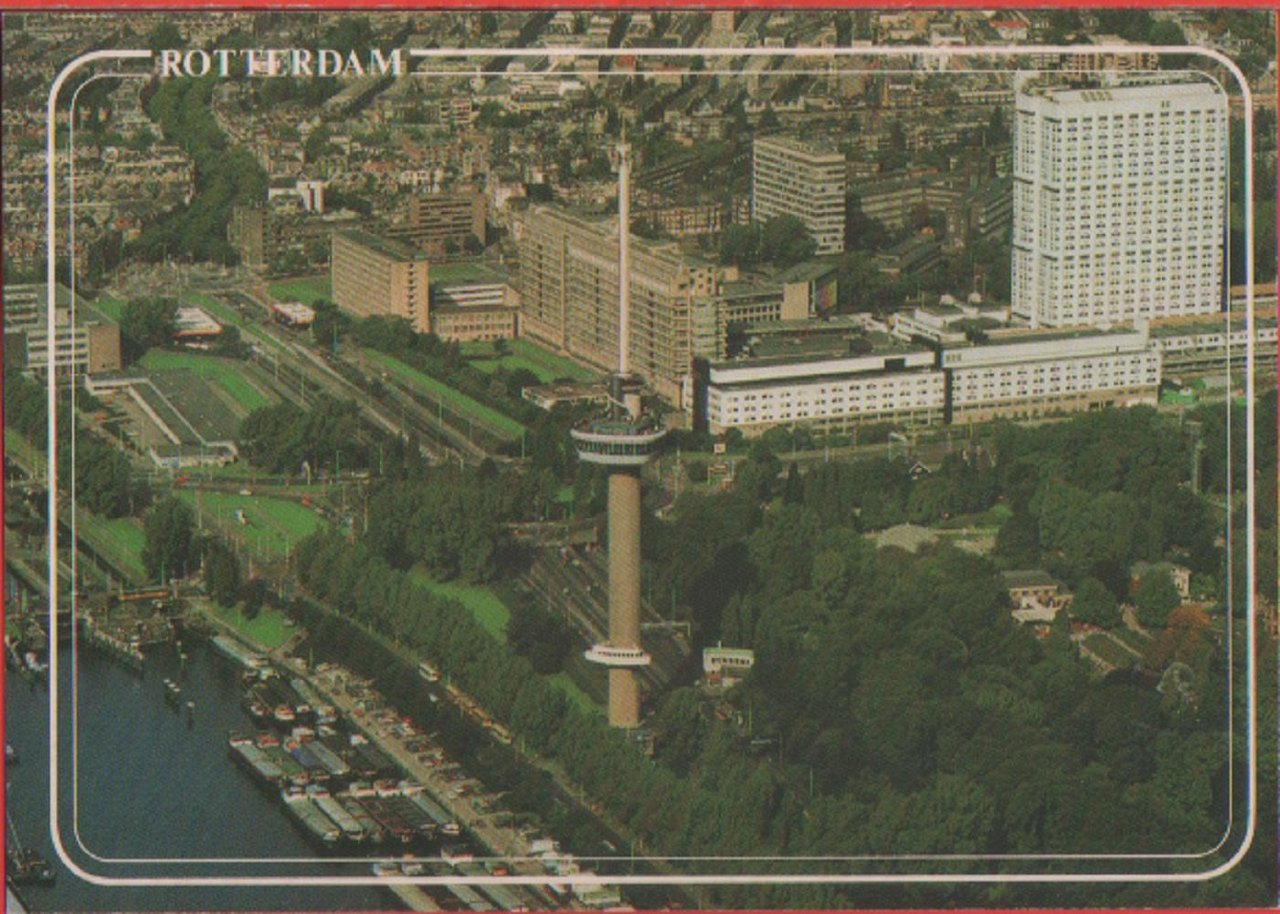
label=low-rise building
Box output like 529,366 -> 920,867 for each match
701,324 -> 944,436
942,325 -> 1161,424
1003,569 -> 1068,624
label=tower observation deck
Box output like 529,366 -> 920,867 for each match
570,139 -> 666,728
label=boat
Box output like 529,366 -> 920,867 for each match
209,634 -> 268,672
163,678 -> 182,706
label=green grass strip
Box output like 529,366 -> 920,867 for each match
206,600 -> 295,650
408,567 -> 511,641
363,348 -> 524,439
268,276 -> 332,303
177,490 -> 323,557
90,297 -> 127,321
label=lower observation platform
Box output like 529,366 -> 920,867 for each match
584,644 -> 652,667
571,419 -> 667,466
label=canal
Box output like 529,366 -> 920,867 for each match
4,631 -> 406,911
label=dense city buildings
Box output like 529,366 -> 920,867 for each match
1011,78 -> 1228,327
387,189 -> 488,256
331,228 -> 432,334
751,135 -> 847,255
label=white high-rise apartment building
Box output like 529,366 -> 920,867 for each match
752,135 -> 846,255
1011,79 -> 1228,328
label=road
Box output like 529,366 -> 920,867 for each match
522,545 -> 690,696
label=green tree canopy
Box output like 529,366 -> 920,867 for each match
142,496 -> 197,582
1070,577 -> 1121,628
1136,570 -> 1181,629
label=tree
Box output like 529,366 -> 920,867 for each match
719,222 -> 760,267
1136,570 -> 1181,629
759,215 -> 817,268
507,601 -> 575,673
142,496 -> 196,583
120,297 -> 177,363
146,21 -> 185,53
1070,577 -> 1120,628
203,538 -> 242,606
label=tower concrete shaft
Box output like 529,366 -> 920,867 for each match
606,468 -> 643,727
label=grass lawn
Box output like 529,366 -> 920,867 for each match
177,490 -> 323,557
547,671 -> 599,716
363,348 -> 525,439
5,431 -> 47,476
1111,627 -> 1151,654
139,350 -> 271,413
511,340 -> 595,382
91,297 -> 127,321
268,276 -> 331,304
461,341 -> 596,384
466,354 -> 561,382
409,567 -> 511,641
206,599 -> 294,650
1083,633 -> 1137,668
77,513 -> 147,582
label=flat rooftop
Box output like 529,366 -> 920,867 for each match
430,261 -> 509,286
336,228 -> 427,262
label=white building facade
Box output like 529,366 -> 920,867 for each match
1011,79 -> 1228,328
752,135 -> 847,255
705,350 -> 944,435
943,327 -> 1161,423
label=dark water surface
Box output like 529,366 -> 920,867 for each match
5,633 -> 405,911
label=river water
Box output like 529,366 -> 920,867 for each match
4,629 -> 406,911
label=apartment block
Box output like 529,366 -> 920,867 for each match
331,229 -> 431,334
1012,78 -> 1228,327
752,135 -> 847,255
516,205 -> 719,405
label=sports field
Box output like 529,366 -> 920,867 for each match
409,568 -> 511,641
139,350 -> 271,414
177,490 -> 323,557
363,348 -> 525,439
268,276 -> 331,304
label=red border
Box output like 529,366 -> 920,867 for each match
4,0 -> 1279,10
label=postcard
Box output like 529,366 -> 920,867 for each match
2,6 -> 1276,912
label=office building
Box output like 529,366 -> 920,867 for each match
331,229 -> 431,334
517,205 -> 719,406
942,326 -> 1161,423
387,189 -> 487,256
2,283 -> 121,376
1012,78 -> 1228,327
752,135 -> 846,255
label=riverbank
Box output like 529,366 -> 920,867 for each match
192,604 -> 570,910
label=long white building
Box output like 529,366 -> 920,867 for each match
1011,79 -> 1228,328
942,326 -> 1161,424
752,135 -> 846,255
701,325 -> 1163,435
704,348 -> 944,435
